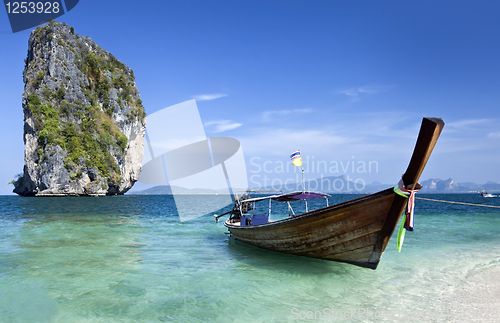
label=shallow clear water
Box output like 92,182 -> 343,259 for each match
0,194 -> 499,322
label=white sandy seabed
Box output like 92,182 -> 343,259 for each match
444,265 -> 500,322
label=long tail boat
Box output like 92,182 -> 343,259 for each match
220,117 -> 445,269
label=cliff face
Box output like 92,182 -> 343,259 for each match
14,21 -> 146,196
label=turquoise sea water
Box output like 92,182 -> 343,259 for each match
0,194 -> 499,322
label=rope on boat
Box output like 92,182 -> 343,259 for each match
415,197 -> 500,209
394,178 -> 422,252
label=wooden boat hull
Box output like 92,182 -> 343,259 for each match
225,188 -> 407,269
224,117 -> 445,269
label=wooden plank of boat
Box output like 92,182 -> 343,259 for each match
225,117 -> 445,269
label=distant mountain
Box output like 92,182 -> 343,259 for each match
363,181 -> 392,193
128,175 -> 366,195
419,178 -> 500,193
419,178 -> 467,193
130,185 -> 173,195
128,178 -> 500,195
482,181 -> 500,192
251,175 -> 373,194
128,185 -> 235,195
458,182 -> 481,189
359,178 -> 500,194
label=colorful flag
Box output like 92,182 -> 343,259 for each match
290,150 -> 302,166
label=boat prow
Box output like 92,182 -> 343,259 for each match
224,117 -> 445,269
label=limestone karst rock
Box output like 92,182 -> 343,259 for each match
13,21 -> 145,196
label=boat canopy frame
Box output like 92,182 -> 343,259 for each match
232,190 -> 331,219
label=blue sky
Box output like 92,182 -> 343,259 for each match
1,1 -> 500,194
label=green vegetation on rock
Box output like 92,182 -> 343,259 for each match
28,91 -> 126,178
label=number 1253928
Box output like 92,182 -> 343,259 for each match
5,2 -> 60,14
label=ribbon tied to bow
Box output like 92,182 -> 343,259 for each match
394,177 -> 421,252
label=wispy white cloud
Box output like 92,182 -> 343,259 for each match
205,120 -> 242,133
335,85 -> 394,97
239,127 -> 352,156
444,119 -> 496,135
261,108 -> 312,122
426,119 -> 500,153
447,119 -> 491,129
192,93 -> 227,101
238,114 -> 430,162
337,87 -> 375,97
233,114 -> 500,185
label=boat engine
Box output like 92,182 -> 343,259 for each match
232,194 -> 252,216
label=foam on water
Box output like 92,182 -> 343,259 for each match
0,194 -> 499,322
